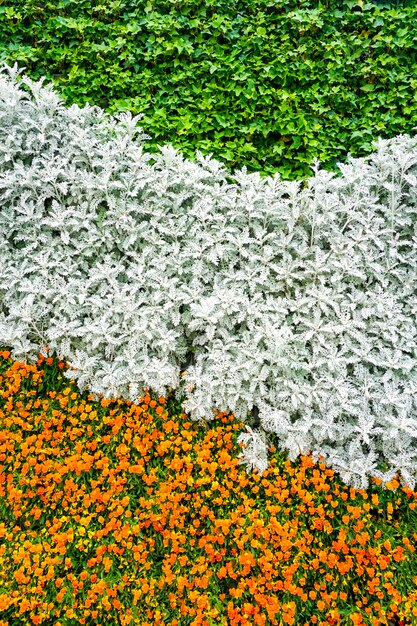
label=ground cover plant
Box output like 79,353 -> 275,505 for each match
0,0 -> 417,180
0,349 -> 416,626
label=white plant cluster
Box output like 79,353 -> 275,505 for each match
1,63 -> 417,491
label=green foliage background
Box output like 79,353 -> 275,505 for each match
0,0 -> 417,180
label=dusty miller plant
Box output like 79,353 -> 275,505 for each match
1,63 -> 416,491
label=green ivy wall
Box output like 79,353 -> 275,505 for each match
1,0 -> 417,180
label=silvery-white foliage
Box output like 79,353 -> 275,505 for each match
236,425 -> 271,476
1,64 -> 417,491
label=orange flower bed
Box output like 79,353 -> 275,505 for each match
0,348 -> 416,626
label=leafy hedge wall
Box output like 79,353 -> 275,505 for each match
0,0 -> 416,180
